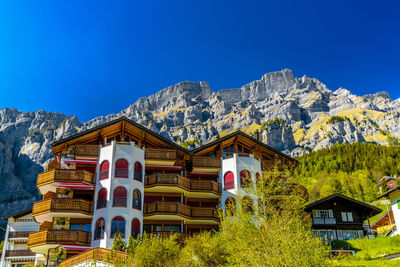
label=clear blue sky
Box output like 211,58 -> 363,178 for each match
0,0 -> 399,122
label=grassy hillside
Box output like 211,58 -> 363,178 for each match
295,143 -> 400,202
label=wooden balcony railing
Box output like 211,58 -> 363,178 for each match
28,230 -> 91,247
144,202 -> 219,221
72,145 -> 99,157
37,169 -> 95,187
192,157 -> 221,168
33,198 -> 93,216
145,149 -> 177,161
145,174 -> 221,195
5,250 -> 36,257
59,248 -> 127,267
8,231 -> 33,238
47,160 -> 60,171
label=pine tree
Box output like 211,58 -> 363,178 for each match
112,234 -> 127,252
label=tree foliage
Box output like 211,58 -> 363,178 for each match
295,143 -> 400,202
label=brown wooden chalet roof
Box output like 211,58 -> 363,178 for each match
3,208 -> 33,222
304,193 -> 382,216
51,117 -> 297,165
191,130 -> 297,165
371,208 -> 394,229
377,185 -> 400,199
51,116 -> 191,155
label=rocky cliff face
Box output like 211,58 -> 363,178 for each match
1,69 -> 400,224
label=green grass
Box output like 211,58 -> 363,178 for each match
334,236 -> 400,266
369,205 -> 390,225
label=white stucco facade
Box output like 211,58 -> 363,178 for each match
91,141 -> 144,248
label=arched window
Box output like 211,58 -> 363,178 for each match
115,159 -> 129,178
134,161 -> 143,182
113,187 -> 127,207
225,197 -> 236,213
100,161 -> 110,180
240,170 -> 251,187
224,171 -> 234,190
243,196 -> 254,213
131,218 -> 140,238
132,189 -> 141,210
97,188 -> 108,209
111,216 -> 125,238
94,218 -> 105,240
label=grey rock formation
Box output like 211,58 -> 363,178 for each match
1,69 -> 400,226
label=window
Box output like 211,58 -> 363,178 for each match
113,187 -> 127,207
240,170 -> 251,187
342,230 -> 362,240
97,188 -> 108,209
225,197 -> 236,213
134,161 -> 143,182
115,159 -> 129,178
313,210 -> 333,218
94,218 -> 105,240
164,225 -> 181,232
238,144 -> 251,156
243,196 -> 254,213
224,172 -> 234,190
111,216 -> 125,238
341,212 -> 353,222
132,189 -> 141,210
100,161 -> 110,180
222,145 -> 235,158
313,229 -> 336,241
131,218 -> 140,238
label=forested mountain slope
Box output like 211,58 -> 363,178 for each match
296,143 -> 400,202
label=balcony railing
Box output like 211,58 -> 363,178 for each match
115,168 -> 129,178
8,231 -> 33,239
144,202 -> 219,221
59,248 -> 127,267
145,149 -> 177,161
313,218 -> 337,225
72,145 -> 99,157
37,169 -> 95,187
113,197 -> 127,207
28,230 -> 91,247
47,160 -> 60,171
145,174 -> 221,195
192,157 -> 221,168
5,250 -> 36,257
33,198 -> 93,216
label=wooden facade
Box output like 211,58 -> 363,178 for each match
27,117 -> 299,265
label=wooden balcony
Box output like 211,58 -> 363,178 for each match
28,230 -> 91,248
33,199 -> 93,222
59,248 -> 127,267
145,174 -> 221,196
37,169 -> 95,187
145,148 -> 177,165
5,250 -> 36,257
72,145 -> 99,157
192,157 -> 221,173
144,202 -> 219,222
47,160 -> 60,171
8,231 -> 33,239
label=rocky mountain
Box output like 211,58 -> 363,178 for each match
1,69 -> 400,224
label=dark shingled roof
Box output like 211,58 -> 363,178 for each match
3,208 -> 33,222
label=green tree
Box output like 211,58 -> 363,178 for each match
112,234 -> 127,252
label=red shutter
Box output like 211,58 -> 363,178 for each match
132,219 -> 140,231
100,161 -> 109,171
116,159 -> 129,169
114,187 -> 127,198
224,172 -> 234,190
98,188 -> 107,200
135,162 -> 142,172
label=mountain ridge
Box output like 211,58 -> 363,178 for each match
0,68 -> 399,222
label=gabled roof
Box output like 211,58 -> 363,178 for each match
371,208 -> 394,229
51,116 -> 190,154
3,208 -> 33,222
304,193 -> 382,216
377,185 -> 400,199
191,130 -> 297,163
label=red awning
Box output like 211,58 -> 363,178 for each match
58,183 -> 94,190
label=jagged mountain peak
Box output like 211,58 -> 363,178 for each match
0,69 -> 399,221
